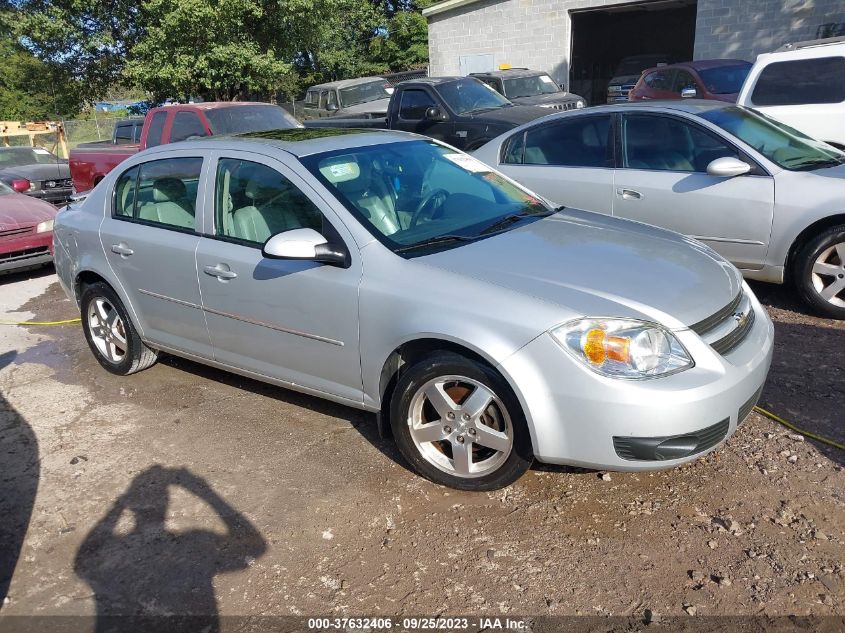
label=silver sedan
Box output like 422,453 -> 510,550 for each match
473,101 -> 845,319
53,129 -> 773,490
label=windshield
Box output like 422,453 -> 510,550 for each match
205,105 -> 302,134
303,140 -> 551,256
697,63 -> 751,94
338,81 -> 391,107
701,106 -> 845,171
614,56 -> 668,77
503,74 -> 560,98
438,78 -> 512,115
0,147 -> 60,167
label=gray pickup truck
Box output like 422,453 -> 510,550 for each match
299,77 -> 393,120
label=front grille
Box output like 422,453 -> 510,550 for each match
44,178 -> 72,189
613,418 -> 730,461
0,226 -> 33,240
711,308 -> 755,355
691,292 -> 742,335
0,246 -> 49,263
738,386 -> 763,425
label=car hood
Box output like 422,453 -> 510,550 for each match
466,104 -> 551,126
0,192 -> 57,229
421,209 -> 743,329
609,74 -> 641,87
512,92 -> 581,106
337,98 -> 391,117
0,162 -> 71,182
807,162 -> 845,179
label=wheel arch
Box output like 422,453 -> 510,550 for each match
785,213 -> 845,276
375,336 -> 522,439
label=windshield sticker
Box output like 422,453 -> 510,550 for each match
539,75 -> 554,84
444,153 -> 491,173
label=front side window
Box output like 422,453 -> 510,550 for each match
751,56 -> 845,106
701,106 -> 845,170
145,111 -> 168,147
215,159 -> 322,246
644,70 -> 673,91
113,157 -> 202,230
302,140 -> 551,256
399,89 -> 436,120
520,115 -> 612,167
502,74 -> 560,98
623,114 -> 742,173
672,70 -> 697,93
437,78 -> 511,115
170,112 -> 208,143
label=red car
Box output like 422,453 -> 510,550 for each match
628,59 -> 752,103
0,180 -> 57,274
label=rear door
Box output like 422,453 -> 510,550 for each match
494,113 -> 615,215
614,112 -> 775,269
100,153 -> 213,357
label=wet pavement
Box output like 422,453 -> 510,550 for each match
0,269 -> 843,626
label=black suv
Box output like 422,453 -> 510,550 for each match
470,69 -> 586,111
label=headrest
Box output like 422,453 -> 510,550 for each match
152,177 -> 186,202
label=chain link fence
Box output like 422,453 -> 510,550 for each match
62,111 -> 143,152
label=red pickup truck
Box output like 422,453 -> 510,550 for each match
69,102 -> 302,193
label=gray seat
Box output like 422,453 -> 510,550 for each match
626,120 -> 694,172
232,178 -> 321,244
138,178 -> 195,229
334,160 -> 399,235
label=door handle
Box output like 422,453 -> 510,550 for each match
203,264 -> 237,280
110,243 -> 134,257
617,188 -> 643,200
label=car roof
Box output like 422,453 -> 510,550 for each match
308,76 -> 387,90
470,69 -> 546,78
396,76 -> 465,86
646,59 -> 750,72
153,128 -> 421,158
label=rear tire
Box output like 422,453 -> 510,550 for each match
793,225 -> 845,319
80,282 -> 158,375
389,352 -> 532,490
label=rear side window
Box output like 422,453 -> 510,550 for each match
751,56 -> 845,105
145,111 -> 167,147
115,125 -> 133,144
519,115 -> 613,167
170,112 -> 209,143
399,89 -> 436,120
113,157 -> 203,231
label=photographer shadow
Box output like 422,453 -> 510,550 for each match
74,465 -> 266,633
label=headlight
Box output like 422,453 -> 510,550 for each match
576,100 -> 585,108
36,219 -> 54,233
550,318 -> 693,379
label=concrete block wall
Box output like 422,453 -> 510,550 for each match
694,0 -> 845,61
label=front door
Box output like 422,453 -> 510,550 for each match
392,88 -> 455,145
614,113 -> 775,269
195,152 -> 363,403
99,155 -> 213,357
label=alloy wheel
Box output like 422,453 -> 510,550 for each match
811,242 -> 845,309
87,297 -> 128,364
407,375 -> 513,478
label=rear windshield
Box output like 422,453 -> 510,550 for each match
205,105 -> 302,135
697,63 -> 751,94
701,106 -> 845,171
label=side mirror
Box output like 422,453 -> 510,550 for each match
262,228 -> 348,266
706,157 -> 752,178
326,102 -> 339,112
680,87 -> 697,98
425,106 -> 448,122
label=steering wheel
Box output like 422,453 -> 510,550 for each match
410,189 -> 449,228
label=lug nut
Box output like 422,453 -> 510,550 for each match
444,426 -> 452,434
462,413 -> 470,421
468,428 -> 476,436
447,412 -> 455,420
456,435 -> 465,444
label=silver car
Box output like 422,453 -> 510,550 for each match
473,101 -> 845,319
53,129 -> 773,490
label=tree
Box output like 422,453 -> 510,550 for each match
368,2 -> 429,72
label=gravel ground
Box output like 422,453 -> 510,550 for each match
0,269 -> 843,628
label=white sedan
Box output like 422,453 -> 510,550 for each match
473,101 -> 845,319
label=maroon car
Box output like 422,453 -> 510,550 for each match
628,59 -> 752,103
0,180 -> 56,274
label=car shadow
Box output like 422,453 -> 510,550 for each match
0,264 -> 55,286
0,350 -> 40,607
74,465 -> 267,633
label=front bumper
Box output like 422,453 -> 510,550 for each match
28,187 -> 73,205
498,289 -> 774,471
0,229 -> 54,273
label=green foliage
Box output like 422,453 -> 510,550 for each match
369,6 -> 429,72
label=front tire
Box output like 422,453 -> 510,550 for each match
793,225 -> 845,319
389,352 -> 532,490
80,282 -> 158,375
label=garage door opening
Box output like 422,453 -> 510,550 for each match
570,0 -> 697,105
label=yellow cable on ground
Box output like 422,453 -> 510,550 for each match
0,318 -> 81,325
754,405 -> 845,451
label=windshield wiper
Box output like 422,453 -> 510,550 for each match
394,234 -> 476,254
790,157 -> 845,171
478,209 -> 555,236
